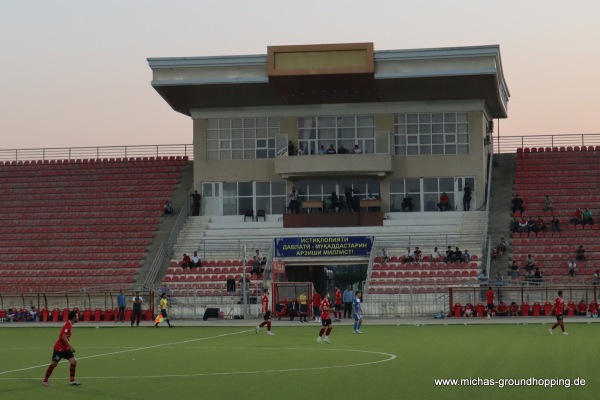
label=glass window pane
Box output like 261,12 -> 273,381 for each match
444,113 -> 456,123
272,181 -> 286,196
202,183 -> 213,197
445,145 -> 457,154
219,150 -> 231,160
457,113 -> 468,123
256,197 -> 271,214
457,123 -> 469,133
395,114 -> 406,124
223,198 -> 237,216
424,193 -> 439,211
420,146 -> 431,155
458,145 -> 469,154
407,146 -> 419,155
407,125 -> 418,134
419,124 -> 431,134
439,178 -> 454,192
432,135 -> 443,144
238,182 -> 252,197
389,179 -> 404,194
207,119 -> 219,129
445,124 -> 456,133
207,151 -> 218,160
445,135 -> 456,143
219,130 -> 231,139
390,194 -> 403,212
256,128 -> 268,138
223,183 -> 237,197
432,124 -> 444,134
357,116 -> 373,126
405,178 -> 420,193
423,178 -> 438,193
432,145 -> 444,155
238,197 -> 253,215
272,198 -> 286,214
407,114 -> 418,124
308,182 -> 322,197
395,125 -> 406,135
244,150 -> 255,159
207,131 -> 218,140
256,149 -> 268,159
432,113 -> 443,123
458,134 -> 469,144
394,146 -> 406,156
410,194 -> 421,212
256,182 -> 270,196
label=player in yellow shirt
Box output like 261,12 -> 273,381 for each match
299,291 -> 308,323
155,293 -> 173,328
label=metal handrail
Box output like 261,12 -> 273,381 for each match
495,133 -> 600,154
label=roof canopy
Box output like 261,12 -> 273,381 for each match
148,43 -> 509,118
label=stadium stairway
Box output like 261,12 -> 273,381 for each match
487,153 -> 517,278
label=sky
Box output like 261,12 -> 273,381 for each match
1,0 -> 599,150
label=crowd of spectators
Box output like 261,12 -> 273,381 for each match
287,141 -> 363,156
379,245 -> 473,264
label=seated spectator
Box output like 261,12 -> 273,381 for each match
509,302 -> 520,317
404,247 -> 415,263
17,308 -> 28,321
413,247 -> 422,262
575,245 -> 586,261
381,248 -> 390,263
163,200 -> 174,215
511,194 -> 525,215
495,271 -> 504,286
181,253 -> 192,269
437,192 -> 450,211
251,256 -> 262,275
478,270 -> 489,287
550,216 -> 562,232
496,302 -> 509,316
518,217 -> 529,233
6,308 -> 16,323
462,249 -> 471,263
464,303 -> 474,317
594,270 -> 600,285
508,261 -> 519,278
526,217 -> 536,233
337,144 -> 348,154
297,144 -> 305,155
533,267 -> 543,285
497,237 -> 508,256
28,306 -> 39,322
525,269 -> 535,283
510,218 -> 520,233
318,145 -> 326,155
571,208 -> 583,225
446,246 -> 455,263
524,254 -> 535,272
534,217 -> 547,235
256,250 -> 267,266
430,247 -> 441,262
191,251 -> 201,268
287,140 -> 295,156
582,208 -> 593,225
453,247 -> 462,263
352,144 -> 362,154
543,195 -> 554,213
576,300 -> 588,315
568,259 -> 577,277
401,193 -> 414,212
326,144 -> 337,154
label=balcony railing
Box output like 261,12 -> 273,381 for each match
495,133 -> 600,154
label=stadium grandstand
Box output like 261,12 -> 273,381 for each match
2,42 -> 600,323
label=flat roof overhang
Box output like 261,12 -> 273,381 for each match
149,44 -> 509,118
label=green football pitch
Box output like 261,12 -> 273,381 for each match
0,322 -> 597,400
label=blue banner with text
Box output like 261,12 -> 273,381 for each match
274,236 -> 374,258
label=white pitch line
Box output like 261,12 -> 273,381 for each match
0,347 -> 396,381
0,329 -> 252,376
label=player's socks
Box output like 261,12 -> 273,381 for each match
357,321 -> 362,330
267,322 -> 271,330
319,328 -> 325,336
326,327 -> 332,336
353,322 -> 358,331
44,365 -> 55,382
69,364 -> 76,381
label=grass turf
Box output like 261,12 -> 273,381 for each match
0,322 -> 597,400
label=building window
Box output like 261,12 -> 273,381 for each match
221,181 -> 286,216
393,112 -> 469,156
297,115 -> 374,155
207,118 -> 280,160
389,176 -> 475,212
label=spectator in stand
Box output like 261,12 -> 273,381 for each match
576,300 -> 588,315
287,141 -> 295,156
594,270 -> 600,285
430,247 -> 441,262
567,259 -> 577,277
543,195 -> 554,214
518,217 -> 529,233
511,194 -> 525,215
326,144 -> 337,154
191,190 -> 201,216
337,144 -> 349,154
28,306 -> 39,322
318,145 -> 326,155
181,253 -> 192,269
404,247 -> 415,263
192,251 -> 201,268
575,245 -> 586,261
496,302 -> 509,316
462,249 -> 471,263
508,261 -> 519,279
527,217 -> 537,234
495,271 -> 504,286
352,144 -> 362,154
256,250 -> 267,266
163,200 -> 174,216
525,254 -> 535,272
491,247 -> 498,262
381,248 -> 390,263
437,192 -> 450,211
446,246 -> 455,263
251,256 -> 262,275
464,302 -> 474,317
582,208 -> 593,226
413,247 -> 422,262
297,144 -> 305,155
478,270 -> 489,287
329,192 -> 339,212
288,186 -> 300,214
401,193 -> 414,212
509,302 -> 520,317
510,218 -> 520,233
534,267 -> 543,285
571,208 -> 584,225
534,216 -> 547,235
463,182 -> 472,211
550,216 -> 562,233
497,238 -> 508,256
453,247 -> 463,263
